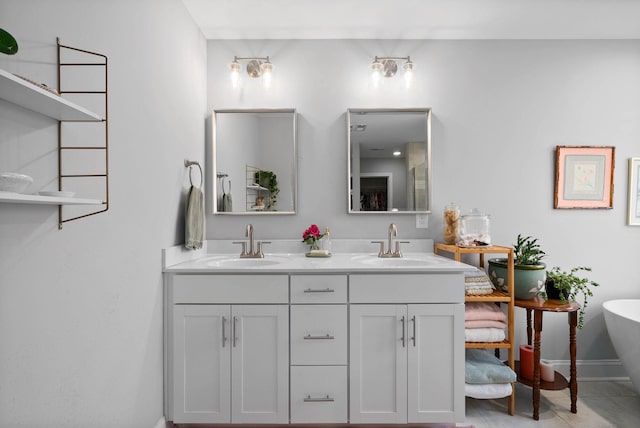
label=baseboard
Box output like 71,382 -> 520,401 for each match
153,417 -> 167,428
547,358 -> 629,381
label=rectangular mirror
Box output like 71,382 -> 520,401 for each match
348,108 -> 431,214
212,109 -> 297,214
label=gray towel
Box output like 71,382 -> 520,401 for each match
223,191 -> 232,212
465,349 -> 516,384
185,185 -> 203,250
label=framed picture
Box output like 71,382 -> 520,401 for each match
628,157 -> 640,225
554,145 -> 615,209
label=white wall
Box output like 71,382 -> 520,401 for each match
0,0 -> 206,426
207,39 -> 640,366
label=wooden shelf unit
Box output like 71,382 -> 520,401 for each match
434,243 -> 515,415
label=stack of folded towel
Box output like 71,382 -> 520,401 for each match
464,268 -> 494,296
465,348 -> 517,399
465,301 -> 507,343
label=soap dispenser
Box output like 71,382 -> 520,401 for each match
322,227 -> 332,254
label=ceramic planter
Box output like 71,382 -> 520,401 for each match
488,258 -> 546,300
544,278 -> 570,301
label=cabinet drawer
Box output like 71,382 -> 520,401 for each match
290,305 -> 347,365
349,273 -> 464,303
172,274 -> 288,304
290,366 -> 348,423
290,275 -> 347,303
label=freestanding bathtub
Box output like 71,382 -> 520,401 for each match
603,299 -> 640,393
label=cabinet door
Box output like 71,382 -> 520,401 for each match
407,304 -> 465,423
173,305 -> 231,423
350,304 -> 407,424
231,305 -> 289,424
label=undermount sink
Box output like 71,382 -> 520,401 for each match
206,257 -> 283,268
351,254 -> 442,267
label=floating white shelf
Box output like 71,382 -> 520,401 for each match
0,191 -> 104,206
0,68 -> 103,121
246,184 -> 268,191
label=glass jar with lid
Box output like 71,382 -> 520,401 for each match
459,208 -> 491,246
443,202 -> 460,245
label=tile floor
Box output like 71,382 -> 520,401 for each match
463,380 -> 640,427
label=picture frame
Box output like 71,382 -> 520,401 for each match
554,145 -> 615,209
628,157 -> 640,225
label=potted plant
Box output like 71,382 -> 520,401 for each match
542,266 -> 599,329
0,28 -> 18,55
488,234 -> 547,300
255,169 -> 279,210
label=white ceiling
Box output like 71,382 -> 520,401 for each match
183,0 -> 640,40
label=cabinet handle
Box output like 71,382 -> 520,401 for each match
233,316 -> 238,347
304,288 -> 335,293
304,334 -> 335,340
222,316 -> 227,348
400,316 -> 406,347
411,315 -> 416,347
304,394 -> 335,402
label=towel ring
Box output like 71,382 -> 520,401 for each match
184,160 -> 203,187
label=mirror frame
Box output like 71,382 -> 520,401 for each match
212,108 -> 298,215
347,108 -> 432,214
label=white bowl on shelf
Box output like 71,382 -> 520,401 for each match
0,173 -> 34,193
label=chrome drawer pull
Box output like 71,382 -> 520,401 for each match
304,288 -> 335,293
304,394 -> 334,402
304,334 -> 334,340
222,316 -> 227,348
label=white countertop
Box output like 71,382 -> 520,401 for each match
164,251 -> 473,274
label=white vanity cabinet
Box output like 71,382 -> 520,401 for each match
163,249 -> 468,427
349,274 -> 465,424
169,274 -> 289,424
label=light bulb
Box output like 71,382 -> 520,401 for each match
370,59 -> 383,87
229,60 -> 241,88
403,60 -> 414,89
260,59 -> 273,89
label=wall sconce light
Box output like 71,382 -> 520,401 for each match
229,56 -> 273,89
370,56 -> 414,88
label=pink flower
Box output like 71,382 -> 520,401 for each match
302,224 -> 324,245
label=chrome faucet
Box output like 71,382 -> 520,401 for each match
372,223 -> 409,258
246,224 -> 254,255
233,224 -> 270,258
387,223 -> 397,255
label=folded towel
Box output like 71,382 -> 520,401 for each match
465,268 -> 492,285
465,382 -> 513,399
465,349 -> 517,384
465,327 -> 505,343
465,283 -> 495,296
465,302 -> 507,322
465,319 -> 507,329
185,185 -> 203,250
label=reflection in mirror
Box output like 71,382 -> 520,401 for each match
348,108 -> 431,214
212,109 -> 297,214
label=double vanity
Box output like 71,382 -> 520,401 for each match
163,236 -> 471,426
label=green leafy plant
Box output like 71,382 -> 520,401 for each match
255,170 -> 279,210
513,234 -> 546,266
542,266 -> 599,329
